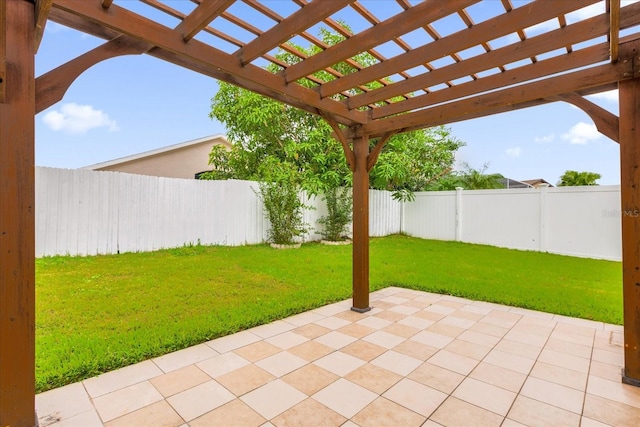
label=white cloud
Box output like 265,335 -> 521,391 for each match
43,103 -> 119,134
534,133 -> 555,144
562,122 -> 601,144
587,90 -> 619,103
505,147 -> 522,158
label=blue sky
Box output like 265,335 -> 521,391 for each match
35,1 -> 627,185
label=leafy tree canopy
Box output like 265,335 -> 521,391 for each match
201,23 -> 464,201
426,162 -> 504,191
557,170 -> 601,186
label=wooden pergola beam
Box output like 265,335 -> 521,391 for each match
348,8 -> 623,110
358,60 -> 632,138
0,1 -> 36,426
371,43 -> 610,120
49,0 -> 368,126
610,0 -> 620,62
283,0 -> 480,84
36,36 -> 152,113
237,0 -> 355,66
175,0 -> 234,42
319,0 -> 597,99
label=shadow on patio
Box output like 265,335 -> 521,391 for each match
36,287 -> 639,427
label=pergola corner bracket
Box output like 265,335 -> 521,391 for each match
321,111 -> 356,172
367,131 -> 397,172
548,92 -> 620,143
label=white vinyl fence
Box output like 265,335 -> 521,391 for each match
35,167 -> 399,257
404,186 -> 622,261
35,167 -> 622,260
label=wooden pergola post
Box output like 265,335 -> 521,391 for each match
620,74 -> 640,387
351,134 -> 371,312
0,0 -> 37,425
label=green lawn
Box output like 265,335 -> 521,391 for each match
35,235 -> 622,392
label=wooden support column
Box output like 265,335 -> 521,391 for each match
351,134 -> 371,312
0,0 -> 37,425
620,75 -> 640,387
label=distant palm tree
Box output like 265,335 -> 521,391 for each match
557,170 -> 601,186
458,162 -> 504,190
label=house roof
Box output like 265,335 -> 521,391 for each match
81,134 -> 229,170
521,178 -> 555,187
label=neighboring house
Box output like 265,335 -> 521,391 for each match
83,134 -> 231,179
499,177 -> 534,189
521,178 -> 554,188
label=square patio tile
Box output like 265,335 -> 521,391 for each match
352,397 -> 426,427
355,316 -> 393,330
397,315 -> 434,330
281,364 -> 339,396
591,348 -> 624,366
234,341 -> 282,362
215,364 -> 275,396
537,348 -> 591,374
166,380 -> 235,422
549,329 -> 595,347
251,320 -> 295,339
255,351 -> 308,377
410,330 -> 453,349
469,362 -> 527,393
83,360 -> 163,398
196,352 -> 250,378
383,378 -> 447,418
340,340 -> 387,362
427,322 -> 465,338
153,344 -> 218,373
456,330 -> 501,347
589,360 -> 622,382
362,330 -> 406,349
529,361 -> 588,391
382,322 -> 420,338
586,375 -> 640,409
313,351 -> 365,376
444,339 -> 492,361
483,349 -> 536,375
389,304 -> 420,315
392,340 -> 438,361
93,381 -> 164,422
314,331 -> 357,350
493,338 -> 542,359
337,322 -> 376,338
544,337 -> 593,359
335,309 -> 369,322
293,323 -> 331,339
265,331 -> 309,350
507,395 -> 580,427
282,311 -> 324,327
150,365 -> 211,398
428,349 -> 478,376
36,382 -> 94,424
431,397 -> 503,427
313,316 -> 351,330
43,409 -> 103,427
370,350 -> 422,376
582,393 -> 640,427
520,376 -> 584,414
287,340 -> 334,362
312,378 -> 377,419
271,398 -> 347,427
189,400 -> 265,427
344,364 -> 402,395
407,362 -> 465,394
206,331 -> 261,354
452,377 -> 517,416
104,400 -> 183,427
241,380 -> 306,420
468,322 -> 509,338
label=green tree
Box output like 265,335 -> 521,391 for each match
426,162 -> 504,190
557,170 -> 601,186
200,24 -> 464,239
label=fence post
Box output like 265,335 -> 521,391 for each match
455,187 -> 463,241
539,185 -> 548,252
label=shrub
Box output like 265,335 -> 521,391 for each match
318,186 -> 352,241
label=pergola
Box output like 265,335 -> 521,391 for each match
2,0 -> 640,424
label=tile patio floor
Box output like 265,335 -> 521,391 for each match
36,287 -> 640,427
